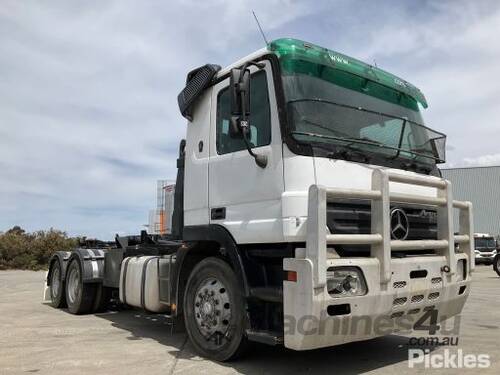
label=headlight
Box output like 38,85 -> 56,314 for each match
326,267 -> 367,297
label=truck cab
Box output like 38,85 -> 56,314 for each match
474,233 -> 497,265
183,38 -> 447,244
178,38 -> 474,353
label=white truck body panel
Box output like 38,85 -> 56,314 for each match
184,89 -> 212,226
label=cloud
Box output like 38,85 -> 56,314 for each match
1,0 -> 499,238
0,0 -> 320,238
462,154 -> 500,167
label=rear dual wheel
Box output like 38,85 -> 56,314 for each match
49,260 -> 66,308
65,259 -> 97,314
65,258 -> 109,314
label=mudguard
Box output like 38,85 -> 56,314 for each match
67,248 -> 106,283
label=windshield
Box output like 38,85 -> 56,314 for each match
475,238 -> 496,249
281,72 -> 446,167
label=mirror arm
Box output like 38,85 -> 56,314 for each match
242,131 -> 267,168
239,92 -> 268,168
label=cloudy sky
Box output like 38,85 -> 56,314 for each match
1,0 -> 500,239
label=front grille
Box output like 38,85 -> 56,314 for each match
393,297 -> 407,306
393,281 -> 407,289
411,295 -> 424,303
428,292 -> 440,300
431,277 -> 442,285
327,200 -> 437,255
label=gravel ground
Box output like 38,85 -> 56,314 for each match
0,265 -> 499,374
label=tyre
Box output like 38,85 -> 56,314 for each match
49,260 -> 66,308
494,255 -> 500,277
183,257 -> 248,361
65,258 -> 97,314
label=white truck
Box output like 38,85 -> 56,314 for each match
473,233 -> 497,265
44,38 -> 474,361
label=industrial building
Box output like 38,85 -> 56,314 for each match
442,166 -> 500,237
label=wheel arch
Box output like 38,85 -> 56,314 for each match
173,225 -> 250,316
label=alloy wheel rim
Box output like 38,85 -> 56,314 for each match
51,267 -> 60,298
193,277 -> 232,344
67,267 -> 81,304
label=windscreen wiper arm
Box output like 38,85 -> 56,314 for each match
291,131 -> 372,162
291,131 -> 385,149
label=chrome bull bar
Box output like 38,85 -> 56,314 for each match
306,169 -> 474,288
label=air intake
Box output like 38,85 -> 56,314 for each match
177,64 -> 221,121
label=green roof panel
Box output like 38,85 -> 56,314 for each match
268,38 -> 428,110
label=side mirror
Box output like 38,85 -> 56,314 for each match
227,62 -> 268,168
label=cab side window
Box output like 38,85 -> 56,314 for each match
216,70 -> 271,155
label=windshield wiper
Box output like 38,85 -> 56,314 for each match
292,131 -> 387,150
291,131 -> 372,162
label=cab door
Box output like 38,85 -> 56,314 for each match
208,60 -> 284,244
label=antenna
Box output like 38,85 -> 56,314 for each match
252,11 -> 269,45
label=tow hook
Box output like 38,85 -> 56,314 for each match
441,265 -> 451,273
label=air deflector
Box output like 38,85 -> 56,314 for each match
177,64 -> 221,121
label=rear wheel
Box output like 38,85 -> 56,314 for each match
65,259 -> 97,314
49,260 -> 66,308
494,255 -> 500,277
183,257 -> 248,361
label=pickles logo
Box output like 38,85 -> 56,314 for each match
409,349 -> 490,369
328,52 -> 348,65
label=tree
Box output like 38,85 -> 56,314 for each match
0,227 -> 78,270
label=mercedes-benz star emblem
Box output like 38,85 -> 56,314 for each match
390,208 -> 409,240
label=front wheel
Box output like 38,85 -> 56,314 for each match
493,254 -> 500,277
183,257 -> 248,361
